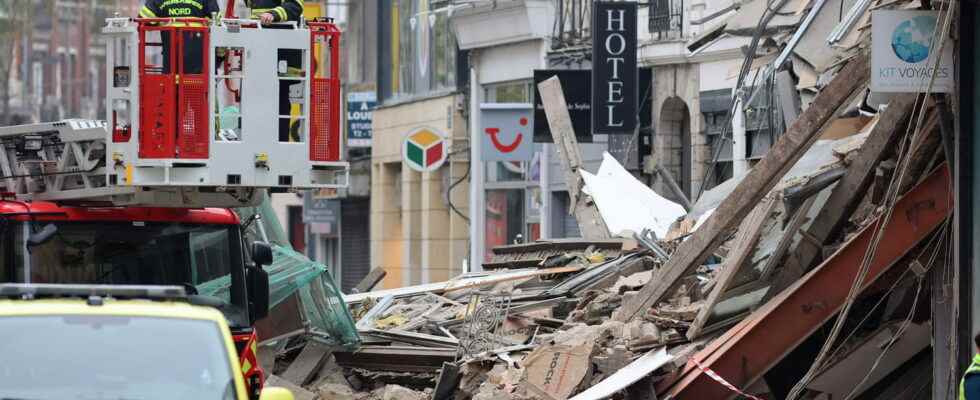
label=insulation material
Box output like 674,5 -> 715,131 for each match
581,152 -> 687,238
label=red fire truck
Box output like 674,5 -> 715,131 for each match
0,12 -> 344,400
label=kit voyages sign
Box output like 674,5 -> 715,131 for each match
592,0 -> 638,134
871,10 -> 953,93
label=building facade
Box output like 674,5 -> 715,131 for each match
1,0 -> 137,124
369,0 -> 470,288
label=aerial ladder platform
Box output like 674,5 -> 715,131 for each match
0,16 -> 346,208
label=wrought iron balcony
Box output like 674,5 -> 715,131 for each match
550,0 -> 685,53
648,0 -> 684,41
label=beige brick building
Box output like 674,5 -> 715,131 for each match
370,95 -> 470,288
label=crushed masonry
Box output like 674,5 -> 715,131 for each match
259,9 -> 956,396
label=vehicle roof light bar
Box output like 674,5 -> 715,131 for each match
0,284 -> 187,300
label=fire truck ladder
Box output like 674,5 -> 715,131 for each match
0,119 -> 314,207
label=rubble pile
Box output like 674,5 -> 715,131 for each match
255,0 -> 956,396
255,84 -> 950,398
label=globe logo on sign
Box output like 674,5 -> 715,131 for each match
890,15 -> 935,63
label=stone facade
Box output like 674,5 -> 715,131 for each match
370,94 -> 469,288
650,63 -> 709,201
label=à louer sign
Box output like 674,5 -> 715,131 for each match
592,1 -> 638,134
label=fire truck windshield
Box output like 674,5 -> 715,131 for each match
0,222 -> 249,328
0,315 -> 237,400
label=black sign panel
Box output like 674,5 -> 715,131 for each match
533,69 -> 593,143
608,67 -> 653,169
592,1 -> 638,134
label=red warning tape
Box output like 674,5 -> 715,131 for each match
691,358 -> 765,400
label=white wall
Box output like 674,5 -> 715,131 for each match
479,40 -> 544,84
700,59 -> 740,92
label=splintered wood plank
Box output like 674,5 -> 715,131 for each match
538,76 -> 611,240
615,53 -> 870,323
687,195 -> 777,340
765,94 -> 917,301
353,267 -> 387,293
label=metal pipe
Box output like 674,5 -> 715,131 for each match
732,94 -> 749,176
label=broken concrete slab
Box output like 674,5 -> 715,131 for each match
280,342 -> 332,387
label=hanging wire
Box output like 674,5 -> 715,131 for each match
843,221 -> 948,399
693,0 -> 790,201
784,1 -> 956,396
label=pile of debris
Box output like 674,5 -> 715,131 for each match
258,102 -> 947,398
256,0 -> 956,396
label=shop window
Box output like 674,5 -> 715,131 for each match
486,161 -> 525,183
484,80 -> 533,103
484,189 -> 525,261
378,0 -> 458,103
214,47 -> 244,141
278,49 -> 307,142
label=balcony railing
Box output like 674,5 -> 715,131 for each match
552,0 -> 593,50
648,0 -> 684,40
550,0 -> 685,53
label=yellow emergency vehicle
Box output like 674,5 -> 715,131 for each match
0,284 -> 295,400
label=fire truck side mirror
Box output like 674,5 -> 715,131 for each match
248,241 -> 273,322
247,265 -> 270,323
251,242 -> 274,266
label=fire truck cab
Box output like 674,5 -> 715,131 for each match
0,15 -> 345,400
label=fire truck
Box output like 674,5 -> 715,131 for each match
0,12 -> 344,400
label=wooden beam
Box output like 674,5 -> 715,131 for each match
758,195 -> 816,281
279,342 -> 333,386
333,345 -> 458,373
660,164 -> 951,399
764,95 -> 916,301
537,76 -> 611,240
776,70 -> 802,129
687,195 -> 777,340
614,53 -> 870,323
353,267 -> 387,293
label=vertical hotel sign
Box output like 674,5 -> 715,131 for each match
592,1 -> 638,134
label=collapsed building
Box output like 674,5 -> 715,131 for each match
249,0 -> 968,398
